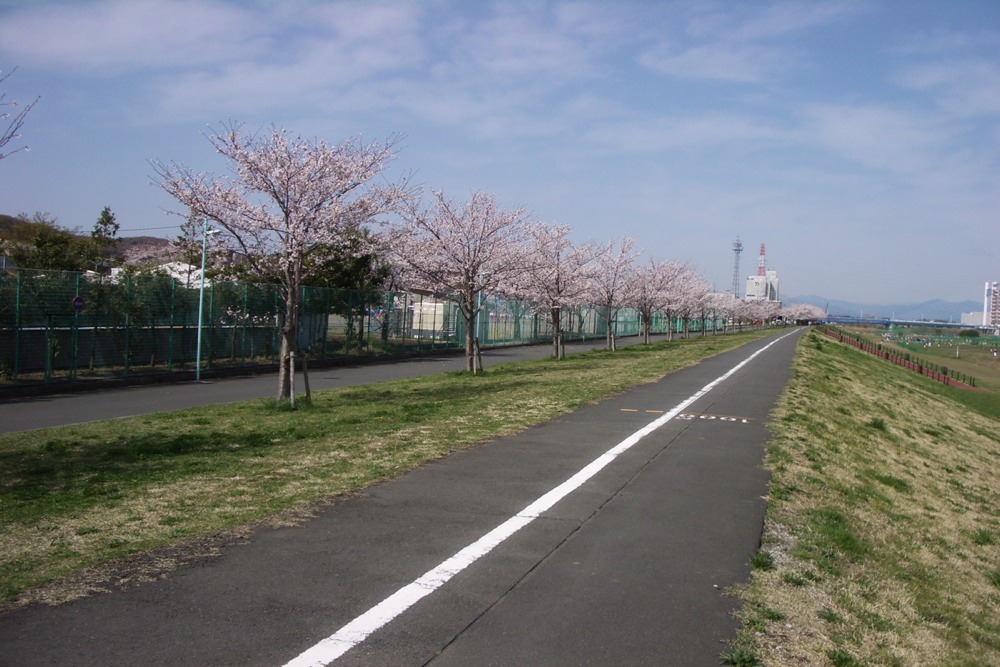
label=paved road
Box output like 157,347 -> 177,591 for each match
0,328 -> 804,666
1,337 -> 638,434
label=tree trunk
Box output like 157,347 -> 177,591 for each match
605,307 -> 614,350
463,290 -> 477,373
551,306 -> 561,358
277,283 -> 300,400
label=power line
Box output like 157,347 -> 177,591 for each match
123,225 -> 178,232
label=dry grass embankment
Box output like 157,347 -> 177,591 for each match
733,330 -> 1000,666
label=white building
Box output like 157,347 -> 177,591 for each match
746,270 -> 780,302
961,312 -> 984,326
985,281 -> 999,327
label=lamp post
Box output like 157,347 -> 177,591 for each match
195,221 -> 218,382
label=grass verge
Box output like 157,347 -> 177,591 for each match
1,330 -> 772,610
731,330 -> 1000,665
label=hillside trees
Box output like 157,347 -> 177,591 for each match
154,123 -> 409,402
1,213 -> 95,271
387,190 -> 530,373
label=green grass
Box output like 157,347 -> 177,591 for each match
734,330 -> 1000,665
0,331 -> 772,608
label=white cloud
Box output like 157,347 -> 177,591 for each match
799,103 -> 946,175
896,58 -> 1000,118
0,0 -> 265,70
726,2 -> 862,41
642,1 -> 861,84
436,2 -> 623,83
584,112 -> 782,153
640,42 -> 789,84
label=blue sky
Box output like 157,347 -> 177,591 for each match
1,0 -> 997,304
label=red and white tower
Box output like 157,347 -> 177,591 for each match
746,242 -> 780,303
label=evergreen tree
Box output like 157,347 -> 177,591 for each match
90,206 -> 119,271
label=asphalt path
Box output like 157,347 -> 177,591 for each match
0,328 -> 805,666
0,337 -> 626,434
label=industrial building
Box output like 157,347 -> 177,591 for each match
744,243 -> 780,303
985,281 -> 999,328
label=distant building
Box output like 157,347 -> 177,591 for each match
109,262 -> 208,288
746,270 -> 780,303
961,311 -> 984,326
986,281 -> 999,327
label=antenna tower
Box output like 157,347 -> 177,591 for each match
731,238 -> 743,296
757,243 -> 766,276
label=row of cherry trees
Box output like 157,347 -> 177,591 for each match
155,124 -> 817,401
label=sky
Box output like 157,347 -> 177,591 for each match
1,0 -> 997,305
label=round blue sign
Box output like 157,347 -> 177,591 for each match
72,295 -> 85,312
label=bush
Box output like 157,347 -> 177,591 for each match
959,329 -> 979,338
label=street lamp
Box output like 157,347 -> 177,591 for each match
195,221 -> 219,382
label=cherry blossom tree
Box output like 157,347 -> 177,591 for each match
654,263 -> 698,341
781,303 -> 825,323
154,123 -> 408,402
588,237 -> 640,350
706,292 -> 740,333
754,299 -> 782,325
674,272 -> 712,337
387,190 -> 530,373
732,297 -> 755,331
1,67 -> 38,161
629,258 -> 687,344
739,299 -> 780,328
515,223 -> 597,358
121,239 -> 173,270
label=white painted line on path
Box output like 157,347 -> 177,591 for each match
282,330 -> 798,667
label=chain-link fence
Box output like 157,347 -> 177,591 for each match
1,268 -> 716,387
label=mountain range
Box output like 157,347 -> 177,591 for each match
786,295 -> 982,323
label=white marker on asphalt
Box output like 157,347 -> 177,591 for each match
283,330 -> 798,667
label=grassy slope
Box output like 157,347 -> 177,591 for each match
736,330 -> 1000,666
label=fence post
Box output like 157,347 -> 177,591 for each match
44,314 -> 52,383
167,278 -> 175,371
123,273 -> 131,377
71,272 -> 80,381
13,269 -> 21,381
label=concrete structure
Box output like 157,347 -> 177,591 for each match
746,271 -> 779,302
961,311 -> 984,326
745,244 -> 780,303
985,281 -> 999,327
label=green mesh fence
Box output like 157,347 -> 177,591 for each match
0,268 -> 722,386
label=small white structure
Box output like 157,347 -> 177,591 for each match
110,262 -> 209,288
961,311 -> 984,326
